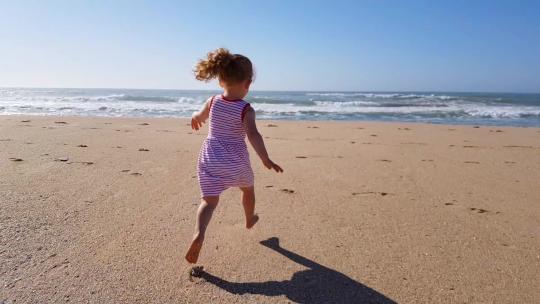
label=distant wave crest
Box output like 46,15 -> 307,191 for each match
1,88 -> 539,126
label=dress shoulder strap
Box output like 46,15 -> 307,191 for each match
241,103 -> 251,122
208,95 -> 216,109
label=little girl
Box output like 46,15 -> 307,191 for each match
185,48 -> 283,264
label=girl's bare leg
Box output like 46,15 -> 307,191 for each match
240,186 -> 259,229
185,196 -> 219,264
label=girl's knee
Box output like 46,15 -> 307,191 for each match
201,196 -> 219,209
240,186 -> 255,194
202,195 -> 219,203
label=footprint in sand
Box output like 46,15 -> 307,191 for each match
377,159 -> 392,162
503,145 -> 534,149
54,157 -> 69,162
489,129 -> 504,133
296,156 -> 307,159
0,138 -> 11,142
307,126 -> 319,129
350,141 -> 356,144
139,123 -> 150,126
130,172 -> 142,176
504,161 -> 516,164
266,124 -> 278,127
448,128 -> 456,131
469,207 -> 488,214
77,144 -> 88,148
121,169 -> 130,172
462,145 -> 479,148
280,188 -> 295,194
138,148 -> 150,152
464,161 -> 480,164
21,120 -> 31,123
9,157 -> 23,162
356,127 -> 364,130
398,127 -> 411,131
54,121 -> 68,124
444,202 -> 454,206
473,126 -> 480,128
352,191 -> 389,196
421,159 -> 434,162
265,185 -> 273,188
68,161 -> 94,165
370,134 -> 378,137
115,146 -> 122,149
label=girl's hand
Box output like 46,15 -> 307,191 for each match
191,114 -> 203,130
191,97 -> 212,131
263,158 -> 283,173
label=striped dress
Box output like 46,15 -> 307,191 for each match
197,94 -> 254,197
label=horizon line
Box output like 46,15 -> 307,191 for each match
1,85 -> 539,95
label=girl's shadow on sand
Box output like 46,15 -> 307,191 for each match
199,237 -> 396,304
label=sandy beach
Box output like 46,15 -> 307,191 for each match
1,115 -> 539,303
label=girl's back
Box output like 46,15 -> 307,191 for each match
208,95 -> 250,142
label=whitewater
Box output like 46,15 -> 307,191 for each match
1,88 -> 539,127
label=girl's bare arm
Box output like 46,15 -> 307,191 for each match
243,106 -> 283,173
191,97 -> 212,130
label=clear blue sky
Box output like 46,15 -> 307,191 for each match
1,0 -> 539,92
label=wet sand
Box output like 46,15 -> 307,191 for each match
1,115 -> 539,303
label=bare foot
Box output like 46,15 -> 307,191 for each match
246,214 -> 259,229
185,238 -> 203,264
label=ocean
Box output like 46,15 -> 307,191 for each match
1,88 -> 539,127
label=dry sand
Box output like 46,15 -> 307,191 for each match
1,115 -> 539,303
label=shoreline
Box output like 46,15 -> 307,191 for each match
2,113 -> 539,128
2,115 -> 539,303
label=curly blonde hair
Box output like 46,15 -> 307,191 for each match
194,48 -> 253,84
